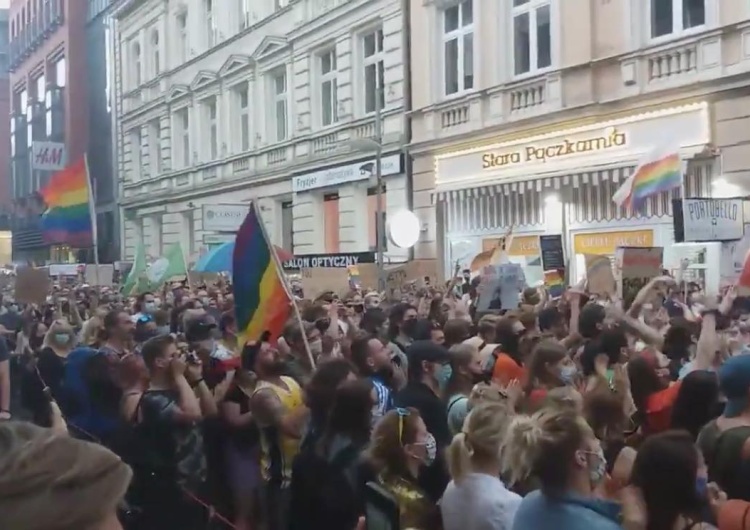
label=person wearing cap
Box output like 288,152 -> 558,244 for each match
185,314 -> 233,362
698,355 -> 750,501
394,340 -> 453,502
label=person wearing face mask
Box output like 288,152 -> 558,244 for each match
388,303 -> 418,372
131,292 -> 158,323
507,409 -> 625,530
523,340 -> 578,411
394,340 -> 453,502
444,343 -> 488,435
27,320 -> 77,426
366,407 -> 443,530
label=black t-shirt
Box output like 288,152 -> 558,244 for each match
223,384 -> 259,450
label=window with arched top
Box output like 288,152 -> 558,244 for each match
152,30 -> 160,75
132,41 -> 141,87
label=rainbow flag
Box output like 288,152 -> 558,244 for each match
544,270 -> 564,298
613,148 -> 682,211
232,202 -> 292,345
40,158 -> 94,247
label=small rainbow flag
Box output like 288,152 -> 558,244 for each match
544,270 -> 565,298
613,148 -> 682,211
232,202 -> 292,345
39,158 -> 94,247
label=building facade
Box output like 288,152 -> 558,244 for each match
0,8 -> 11,238
409,0 -> 750,283
8,0 -> 88,262
87,0 -> 122,262
113,0 -> 409,264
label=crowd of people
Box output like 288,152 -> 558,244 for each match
2,270 -> 750,530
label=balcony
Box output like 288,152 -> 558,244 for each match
120,110 -> 404,206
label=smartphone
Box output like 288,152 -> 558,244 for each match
365,482 -> 400,530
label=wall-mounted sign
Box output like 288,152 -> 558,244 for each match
293,154 -> 402,193
481,128 -> 627,169
202,204 -> 249,232
283,251 -> 376,269
31,141 -> 67,171
573,229 -> 654,256
681,198 -> 744,242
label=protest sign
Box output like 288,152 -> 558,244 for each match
584,254 -> 616,296
84,264 -> 114,286
15,267 -> 51,305
616,247 -> 663,308
300,267 -> 351,299
476,263 -> 526,312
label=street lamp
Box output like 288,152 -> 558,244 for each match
348,85 -> 386,292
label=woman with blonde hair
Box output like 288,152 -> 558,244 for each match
506,408 -> 627,530
441,402 -> 521,530
0,421 -> 132,530
366,407 -> 441,530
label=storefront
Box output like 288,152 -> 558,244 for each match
291,153 -> 410,262
432,102 -> 716,281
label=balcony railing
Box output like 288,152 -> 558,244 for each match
9,0 -> 65,72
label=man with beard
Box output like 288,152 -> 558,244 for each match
247,336 -> 309,530
350,331 -> 397,425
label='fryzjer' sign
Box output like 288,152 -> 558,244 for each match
283,252 -> 376,269
683,198 -> 744,242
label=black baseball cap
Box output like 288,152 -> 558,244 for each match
184,315 -> 217,342
406,340 -> 451,365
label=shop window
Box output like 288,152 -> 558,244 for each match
281,201 -> 294,252
323,193 -> 340,253
367,184 -> 387,251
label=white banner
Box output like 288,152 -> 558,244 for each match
201,204 -> 249,232
31,141 -> 67,171
683,198 -> 744,242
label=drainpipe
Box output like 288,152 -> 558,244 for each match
401,0 -> 414,260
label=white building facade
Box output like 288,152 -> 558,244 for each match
112,0 -> 408,263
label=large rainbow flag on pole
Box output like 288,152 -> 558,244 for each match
612,145 -> 683,211
232,202 -> 292,345
39,157 -> 95,247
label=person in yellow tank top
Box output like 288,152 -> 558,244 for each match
247,339 -> 309,530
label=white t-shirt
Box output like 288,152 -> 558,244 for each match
441,473 -> 522,530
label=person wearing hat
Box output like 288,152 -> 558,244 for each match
698,355 -> 750,501
394,340 -> 453,502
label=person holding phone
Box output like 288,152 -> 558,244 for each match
365,407 -> 442,530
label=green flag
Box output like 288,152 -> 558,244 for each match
145,243 -> 188,290
122,241 -> 146,296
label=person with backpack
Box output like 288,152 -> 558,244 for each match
289,378 -> 374,530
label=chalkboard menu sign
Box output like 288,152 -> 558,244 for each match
540,235 -> 565,271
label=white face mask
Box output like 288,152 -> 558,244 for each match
309,339 -> 323,357
144,301 -> 156,312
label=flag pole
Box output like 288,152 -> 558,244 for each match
84,154 -> 100,289
251,201 -> 315,369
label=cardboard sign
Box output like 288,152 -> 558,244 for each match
15,267 -> 51,305
476,263 -> 526,312
356,260 -> 439,297
584,254 -> 616,296
84,264 -> 114,286
300,267 -> 350,299
616,247 -> 663,308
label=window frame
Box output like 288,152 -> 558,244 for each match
151,29 -> 160,76
173,107 -> 191,169
646,0 -> 708,44
510,0 -> 554,79
149,119 -> 161,177
270,68 -> 288,142
318,47 -> 339,127
361,26 -> 385,115
132,40 -> 141,88
129,127 -> 142,182
205,0 -> 217,48
441,0 -> 475,97
177,13 -> 188,64
233,83 -> 250,152
203,97 -> 218,161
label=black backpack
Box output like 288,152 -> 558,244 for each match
289,443 -> 362,530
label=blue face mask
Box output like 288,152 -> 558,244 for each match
54,333 -> 70,345
436,363 -> 452,390
696,476 -> 708,498
560,364 -> 578,385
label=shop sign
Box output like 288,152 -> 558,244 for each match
292,154 -> 402,193
482,128 -> 627,169
573,229 -> 654,256
282,251 -> 376,269
483,235 -> 540,257
683,198 -> 744,242
202,204 -> 249,232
